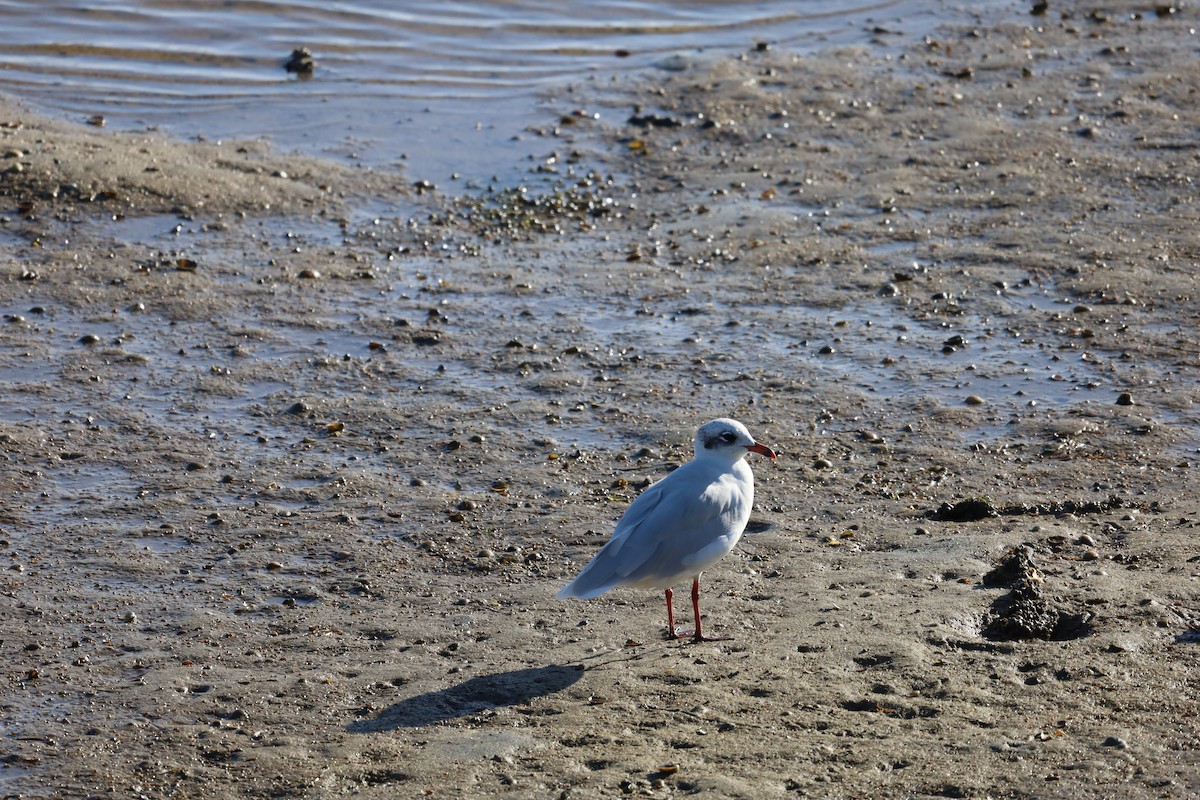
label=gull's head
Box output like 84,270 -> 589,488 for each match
694,418 -> 777,462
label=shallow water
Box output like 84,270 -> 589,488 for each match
0,0 -> 955,182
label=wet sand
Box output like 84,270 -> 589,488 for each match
2,4 -> 1199,798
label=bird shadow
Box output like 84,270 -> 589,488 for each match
346,663 -> 585,732
743,518 -> 776,536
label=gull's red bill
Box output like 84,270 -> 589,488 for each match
745,442 -> 777,459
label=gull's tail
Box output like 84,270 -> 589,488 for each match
556,542 -> 624,600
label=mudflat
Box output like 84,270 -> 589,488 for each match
2,4 -> 1198,798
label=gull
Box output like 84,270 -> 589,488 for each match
557,418 -> 776,642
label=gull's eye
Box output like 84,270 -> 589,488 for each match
720,432 -> 737,443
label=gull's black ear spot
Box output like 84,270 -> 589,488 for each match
704,430 -> 738,449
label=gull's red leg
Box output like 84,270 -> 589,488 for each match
664,587 -> 681,639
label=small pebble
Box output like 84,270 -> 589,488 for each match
1081,549 -> 1100,561
284,47 -> 315,75
79,333 -> 100,345
1115,392 -> 1134,406
1102,736 -> 1129,749
267,562 -> 283,571
813,458 -> 833,470
965,395 -> 985,406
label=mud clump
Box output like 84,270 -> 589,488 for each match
981,545 -> 1093,641
929,498 -> 998,522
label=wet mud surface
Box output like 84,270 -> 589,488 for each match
2,4 -> 1199,798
